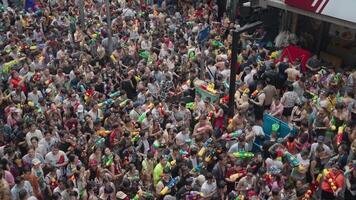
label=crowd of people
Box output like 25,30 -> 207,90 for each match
0,0 -> 356,200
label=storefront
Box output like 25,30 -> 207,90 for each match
260,0 -> 356,66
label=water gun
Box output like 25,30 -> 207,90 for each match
96,129 -> 111,137
119,99 -> 129,107
139,50 -> 150,59
283,151 -> 300,167
91,137 -> 105,150
28,101 -> 43,113
191,163 -> 203,173
232,151 -> 254,159
251,89 -> 260,98
137,111 -> 148,123
109,91 -> 120,98
204,149 -> 216,162
336,125 -> 346,146
179,149 -> 189,157
97,98 -> 113,107
322,169 -> 338,192
110,54 -> 118,63
153,140 -> 164,149
80,85 -> 86,93
229,170 -> 247,181
223,130 -> 243,140
211,40 -> 224,47
105,154 -> 114,167
1,57 -> 26,74
159,176 -> 180,195
131,135 -> 140,143
197,138 -> 213,157
186,102 -> 195,110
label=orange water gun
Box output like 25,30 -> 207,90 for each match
251,89 -> 260,98
96,129 -> 111,137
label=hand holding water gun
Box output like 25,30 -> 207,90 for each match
232,151 -> 254,159
228,170 -> 247,182
197,138 -> 213,157
222,130 -> 243,140
159,176 -> 180,195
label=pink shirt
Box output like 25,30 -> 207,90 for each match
4,170 -> 14,187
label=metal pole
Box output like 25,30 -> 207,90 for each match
78,0 -> 85,30
227,21 -> 263,118
227,31 -> 239,118
105,0 -> 113,55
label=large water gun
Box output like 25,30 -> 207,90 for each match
222,130 -> 243,140
229,170 -> 247,182
96,129 -> 111,137
232,151 -> 254,159
1,57 -> 26,74
159,176 -> 180,195
197,138 -> 213,157
336,125 -> 346,146
283,151 -> 300,167
204,149 -> 216,162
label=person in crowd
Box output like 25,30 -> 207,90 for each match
0,1 -> 355,200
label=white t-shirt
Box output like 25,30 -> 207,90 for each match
26,130 -> 43,146
45,150 -> 68,167
201,181 -> 217,197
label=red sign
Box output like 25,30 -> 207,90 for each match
285,0 -> 356,23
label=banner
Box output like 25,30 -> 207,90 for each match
285,0 -> 356,23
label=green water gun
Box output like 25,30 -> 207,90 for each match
232,151 -> 254,159
105,154 -> 114,167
